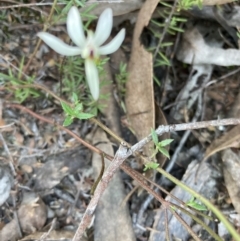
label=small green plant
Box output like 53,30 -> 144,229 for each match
151,128 -> 173,159
61,92 -> 95,126
177,0 -> 203,10
147,1 -> 188,86
186,196 -> 208,211
143,129 -> 173,171
144,162 -> 159,171
0,57 -> 40,103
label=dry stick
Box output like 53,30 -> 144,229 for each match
0,1 -> 65,10
0,133 -> 16,176
0,99 -> 16,175
168,208 -> 202,241
0,0 -> 123,9
72,142 -> 130,241
12,192 -> 22,238
165,208 -> 170,241
39,218 -> 57,241
0,0 -> 48,15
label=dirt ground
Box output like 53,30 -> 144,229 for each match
1,1 -> 240,241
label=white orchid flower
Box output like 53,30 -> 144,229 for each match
37,7 -> 125,100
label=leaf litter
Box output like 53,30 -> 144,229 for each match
1,1 -> 240,241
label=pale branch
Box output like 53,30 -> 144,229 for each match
72,142 -> 130,241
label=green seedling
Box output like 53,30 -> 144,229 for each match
186,196 -> 208,211
61,92 -> 95,126
144,162 -> 159,171
151,128 -> 174,159
178,0 -> 203,10
143,129 -> 173,171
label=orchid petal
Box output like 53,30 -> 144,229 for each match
93,8 -> 113,46
85,59 -> 99,100
98,29 -> 125,55
67,6 -> 86,47
37,32 -> 82,56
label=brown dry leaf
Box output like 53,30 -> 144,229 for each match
32,147 -> 90,191
92,129 -> 135,241
20,230 -> 76,241
202,0 -> 235,5
81,0 -> 144,17
0,193 -> 47,241
203,91 -> 240,162
202,126 -> 240,163
125,0 -> 159,157
222,149 -> 240,215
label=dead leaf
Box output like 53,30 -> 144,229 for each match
125,0 -> 159,157
222,149 -> 240,215
0,193 -> 47,241
202,126 -> 240,163
81,0 -> 144,17
92,129 -> 135,241
32,147 -> 90,191
202,0 -> 235,5
20,230 -> 75,241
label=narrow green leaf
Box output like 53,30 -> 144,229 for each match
75,103 -> 83,112
151,128 -> 159,145
75,112 -> 94,120
159,139 -> 174,147
72,92 -> 78,103
61,102 -> 74,115
158,147 -> 170,158
144,162 -> 159,171
63,116 -> 73,126
186,198 -> 208,211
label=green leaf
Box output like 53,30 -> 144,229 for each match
72,92 -> 78,103
186,197 -> 208,211
158,146 -> 170,158
75,103 -> 83,112
75,112 -> 94,120
151,128 -> 159,145
61,102 -> 74,115
63,116 -> 73,126
144,162 -> 159,171
159,139 -> 174,147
